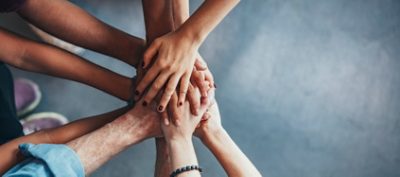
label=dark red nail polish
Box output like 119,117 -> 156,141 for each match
135,90 -> 140,96
158,106 -> 163,112
142,101 -> 148,107
179,102 -> 183,106
214,83 -> 217,88
141,62 -> 145,68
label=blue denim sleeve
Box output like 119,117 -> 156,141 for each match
4,143 -> 84,177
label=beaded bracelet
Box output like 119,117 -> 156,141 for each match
170,165 -> 203,177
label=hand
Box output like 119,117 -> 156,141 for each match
194,101 -> 223,141
161,87 -> 214,142
167,54 -> 215,124
124,98 -> 163,139
190,54 -> 215,111
135,30 -> 200,112
166,80 -> 213,126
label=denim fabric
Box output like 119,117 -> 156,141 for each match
4,143 -> 84,177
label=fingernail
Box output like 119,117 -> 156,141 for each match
141,62 -> 145,68
142,101 -> 148,107
214,83 -> 217,88
164,118 -> 169,125
135,90 -> 140,96
178,102 -> 183,106
158,106 -> 163,112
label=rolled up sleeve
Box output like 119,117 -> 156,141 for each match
4,143 -> 84,177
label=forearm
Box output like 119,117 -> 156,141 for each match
0,28 -> 132,101
18,0 -> 145,67
202,129 -> 261,177
23,42 -> 132,100
177,0 -> 239,45
67,113 -> 147,175
154,138 -> 171,177
168,137 -> 201,177
0,107 -> 128,174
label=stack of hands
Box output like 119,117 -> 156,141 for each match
0,0 -> 264,176
129,47 -> 220,176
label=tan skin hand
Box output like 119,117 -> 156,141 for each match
135,30 -> 200,113
165,54 -> 215,126
161,87 -> 214,140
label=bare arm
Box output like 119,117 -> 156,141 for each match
160,89 -> 212,177
195,103 -> 262,177
177,0 -> 240,44
154,138 -> 171,177
0,28 -> 132,101
17,0 -> 145,67
0,107 -> 128,174
67,99 -> 161,175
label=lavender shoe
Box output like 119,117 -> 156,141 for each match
20,112 -> 69,135
14,78 -> 42,116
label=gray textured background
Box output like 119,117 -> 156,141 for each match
1,0 -> 400,176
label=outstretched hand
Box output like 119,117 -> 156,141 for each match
135,31 -> 200,113
160,86 -> 215,142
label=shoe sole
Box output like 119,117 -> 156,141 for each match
16,79 -> 42,117
20,112 -> 69,125
28,24 -> 86,55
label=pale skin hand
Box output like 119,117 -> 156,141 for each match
136,0 -> 239,113
194,103 -> 262,177
160,88 -> 213,177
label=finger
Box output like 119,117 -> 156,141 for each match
143,39 -> 161,68
202,112 -> 211,121
201,81 -> 211,105
192,70 -> 208,98
178,73 -> 191,106
204,71 -> 215,88
194,58 -> 207,71
169,92 -> 180,125
158,73 -> 181,112
161,111 -> 169,125
198,79 -> 208,99
142,70 -> 170,106
135,65 -> 162,100
187,84 -> 200,116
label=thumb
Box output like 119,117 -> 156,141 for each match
195,58 -> 207,71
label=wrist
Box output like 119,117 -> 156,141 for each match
201,127 -> 226,146
128,38 -> 146,68
176,27 -> 203,48
167,135 -> 193,147
113,114 -> 148,145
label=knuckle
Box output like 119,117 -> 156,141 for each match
153,38 -> 161,45
165,64 -> 174,71
152,83 -> 161,90
157,60 -> 168,69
